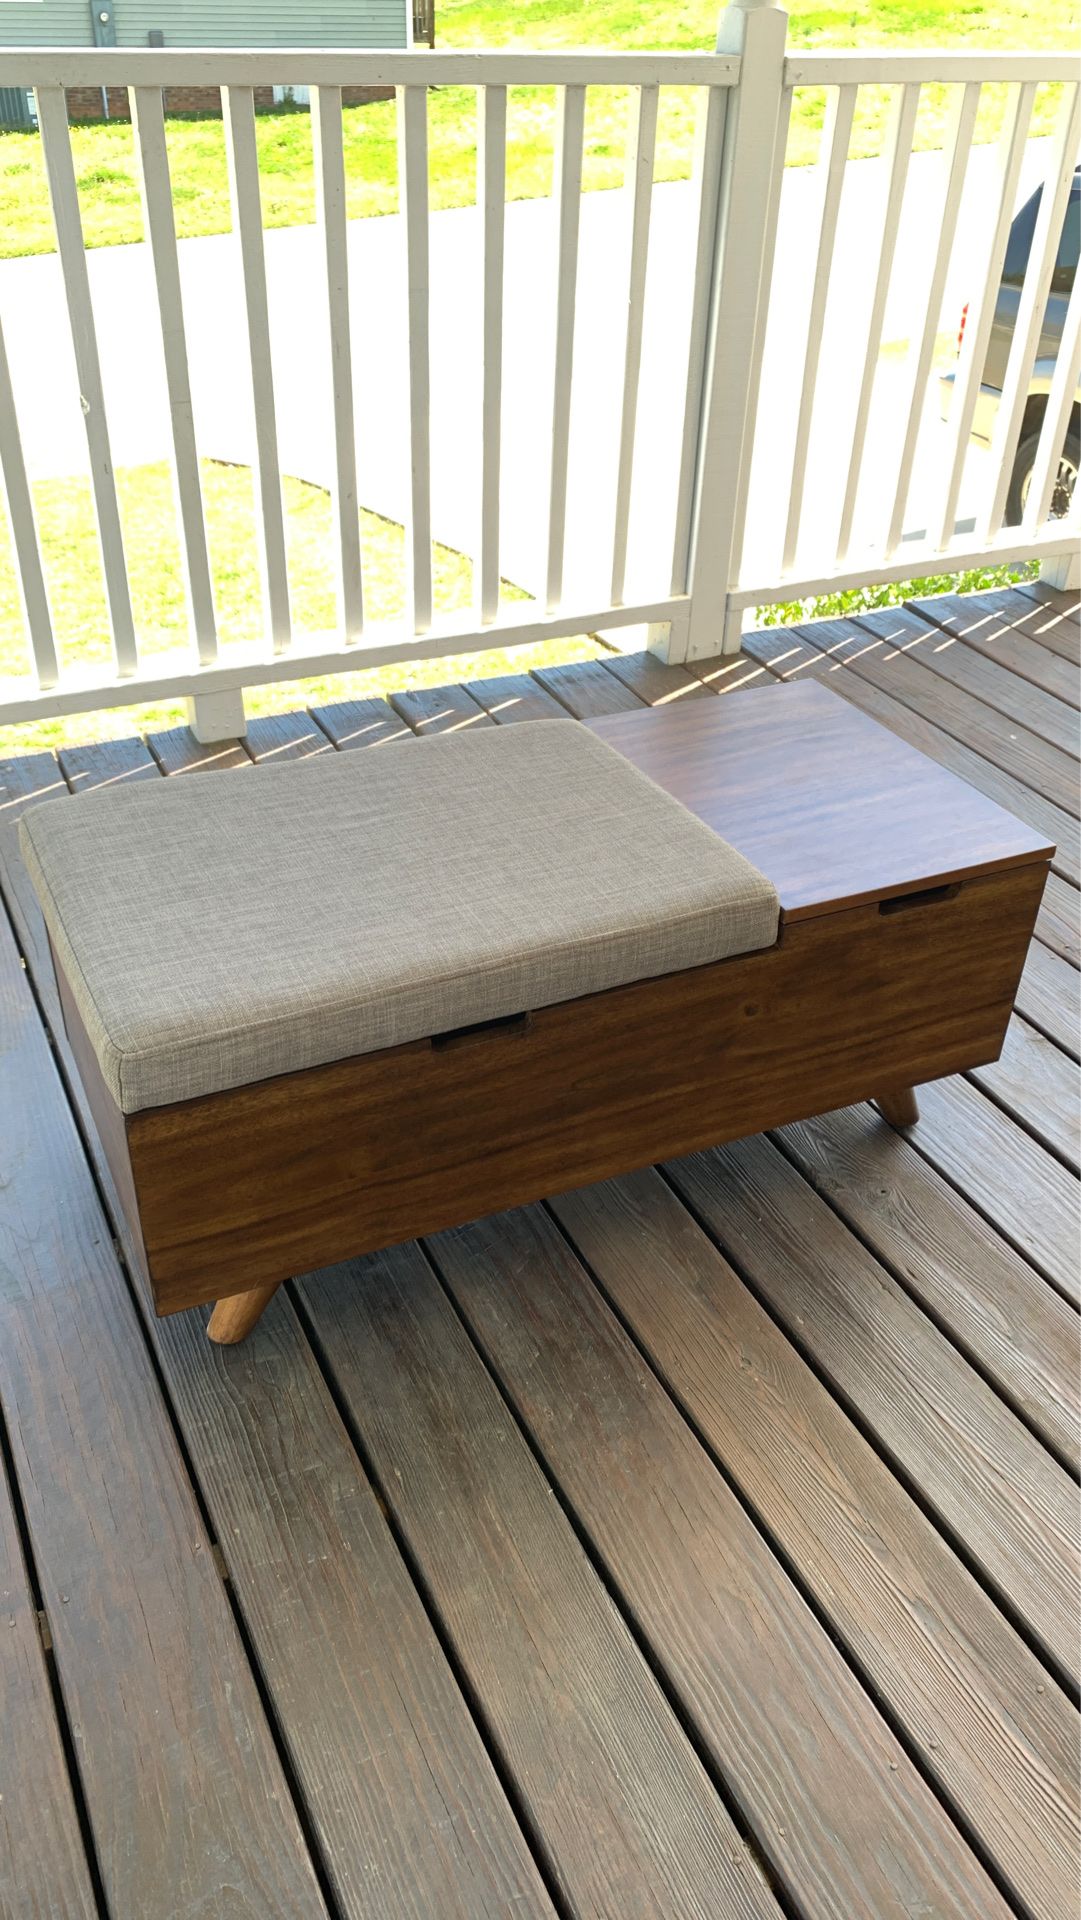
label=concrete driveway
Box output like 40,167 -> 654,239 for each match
0,134 -> 1052,611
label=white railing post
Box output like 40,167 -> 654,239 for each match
665,0 -> 789,664
1040,549 -> 1081,592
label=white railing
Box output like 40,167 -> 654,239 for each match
0,10 -> 1077,739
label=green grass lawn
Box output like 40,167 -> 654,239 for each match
0,456 -> 1031,753
0,0 -> 1075,257
0,0 -> 1060,749
0,460 -> 603,752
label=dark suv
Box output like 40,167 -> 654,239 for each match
940,165 -> 1079,523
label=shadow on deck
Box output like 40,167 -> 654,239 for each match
0,579 -> 1078,1920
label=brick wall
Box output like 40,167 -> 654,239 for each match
63,83 -> 393,121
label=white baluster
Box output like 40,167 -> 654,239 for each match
781,82 -> 856,576
835,81 -> 920,566
981,80 -> 1081,541
222,84 -> 291,653
934,81 -> 1036,551
0,311 -> 58,690
546,83 -> 586,613
35,84 -> 137,675
398,83 -> 433,634
610,84 -> 658,607
883,80 -> 980,558
313,84 -> 364,642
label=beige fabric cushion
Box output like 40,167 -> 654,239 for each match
20,719 -> 779,1114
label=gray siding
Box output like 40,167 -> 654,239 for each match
0,1 -> 88,51
0,0 -> 408,49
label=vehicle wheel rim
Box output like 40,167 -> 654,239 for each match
1019,452 -> 1078,519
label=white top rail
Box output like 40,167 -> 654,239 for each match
785,50 -> 1080,84
0,48 -> 742,87
7,45 -> 1073,86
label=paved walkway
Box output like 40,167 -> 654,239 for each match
0,137 -> 1051,602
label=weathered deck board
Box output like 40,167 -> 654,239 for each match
299,1243 -> 783,1920
430,1204 -> 1012,1920
310,696 -> 411,749
0,585 -> 1077,1920
389,684 -> 494,732
908,592 -> 1081,706
150,1294 -> 555,1920
245,711 -> 333,759
1017,581 -> 1080,627
790,617 -> 1080,815
533,657 -> 644,716
1036,871 -> 1081,967
738,623 -> 1081,885
552,1168 -> 1080,1920
986,583 -> 1081,656
56,721 -> 558,1920
971,1014 -> 1081,1171
58,735 -> 161,789
912,1076 -> 1080,1306
776,1103 -> 1081,1472
464,674 -> 568,723
146,725 -> 251,773
667,1133 -> 1081,1684
910,591 -> 1075,706
1013,579 -> 1081,641
852,604 -> 1081,753
0,1446 -> 99,1920
599,649 -> 712,706
1017,936 -> 1081,1057
0,751 -> 69,997
0,911 -> 328,1920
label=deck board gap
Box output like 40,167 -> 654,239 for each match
651,1163 -> 1080,1704
964,1027 -> 1081,1174
764,1124 -> 1080,1481
538,1191 -> 1044,1917
898,1093 -> 1081,1309
284,1274 -> 576,1920
0,1403 -> 112,1920
1,872 -> 346,1893
180,1473 -> 353,1920
417,1228 -> 801,1920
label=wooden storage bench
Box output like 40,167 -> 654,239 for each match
21,682 -> 1051,1344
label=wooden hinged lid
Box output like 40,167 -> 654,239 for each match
589,682 -> 1055,921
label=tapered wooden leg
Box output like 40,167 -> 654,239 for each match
207,1281 -> 282,1345
877,1086 -> 920,1129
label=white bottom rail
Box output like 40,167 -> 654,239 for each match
0,595 -> 689,736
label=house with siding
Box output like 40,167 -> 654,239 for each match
0,0 -> 418,124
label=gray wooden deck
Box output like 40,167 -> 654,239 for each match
0,579 -> 1078,1920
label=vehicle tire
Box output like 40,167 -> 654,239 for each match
1005,424 -> 1080,525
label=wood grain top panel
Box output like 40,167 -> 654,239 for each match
589,681 -> 1055,918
